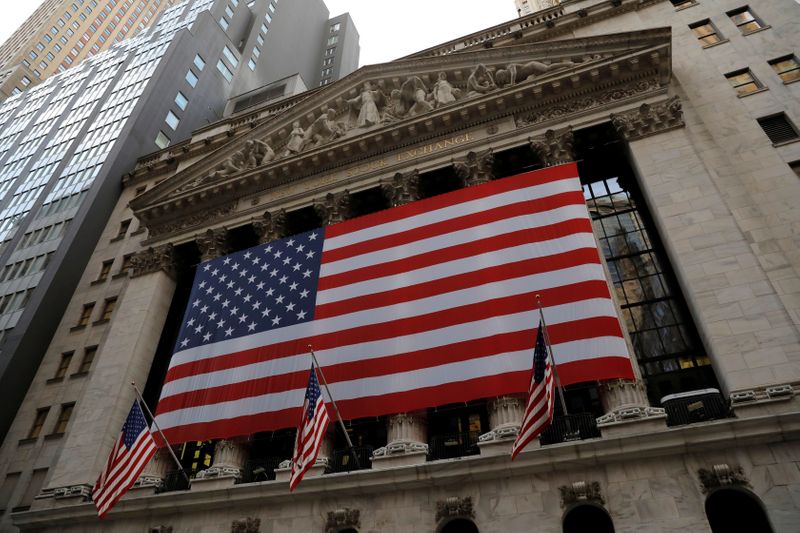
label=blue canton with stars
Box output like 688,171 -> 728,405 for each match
122,402 -> 149,448
176,229 -> 325,351
304,366 -> 323,421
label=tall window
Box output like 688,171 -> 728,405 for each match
77,346 -> 97,374
53,352 -> 73,380
76,303 -> 94,327
724,68 -> 764,96
99,297 -> 117,322
582,174 -> 713,401
96,259 -> 113,281
26,408 -> 49,439
52,403 -> 74,434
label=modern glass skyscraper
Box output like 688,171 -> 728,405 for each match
0,0 -> 179,100
0,0 -> 359,450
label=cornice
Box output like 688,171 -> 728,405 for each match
131,31 -> 671,241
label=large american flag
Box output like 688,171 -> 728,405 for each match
93,401 -> 157,517
289,365 -> 330,491
511,320 -> 554,460
153,163 -> 634,444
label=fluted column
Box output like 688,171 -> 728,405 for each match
381,170 -> 420,207
314,190 -> 351,225
195,227 -> 230,262
194,438 -> 249,485
252,209 -> 286,244
529,126 -> 575,167
131,448 -> 172,492
477,395 -> 527,456
453,148 -> 494,187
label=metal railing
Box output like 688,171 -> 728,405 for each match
329,446 -> 374,473
237,457 -> 284,484
539,413 -> 601,445
428,431 -> 481,461
661,390 -> 730,427
155,470 -> 191,494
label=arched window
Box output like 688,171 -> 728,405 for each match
705,488 -> 773,532
440,517 -> 479,533
563,504 -> 615,533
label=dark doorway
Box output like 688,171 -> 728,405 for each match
440,518 -> 479,533
563,504 -> 615,533
705,489 -> 773,533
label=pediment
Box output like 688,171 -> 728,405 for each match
132,27 -> 672,236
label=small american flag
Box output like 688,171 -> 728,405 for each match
289,364 -> 330,491
511,320 -> 555,460
93,401 -> 157,517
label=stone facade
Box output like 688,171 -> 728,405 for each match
2,1 -> 800,532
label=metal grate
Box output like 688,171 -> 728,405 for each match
428,431 -> 481,460
661,389 -> 730,426
539,413 -> 601,445
757,114 -> 800,144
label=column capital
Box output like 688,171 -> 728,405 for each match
195,227 -> 230,261
596,378 -> 666,428
253,209 -> 286,244
314,190 -> 351,225
130,243 -> 177,279
381,170 -> 420,207
195,439 -> 248,484
529,126 -> 575,167
610,95 -> 684,141
453,148 -> 494,187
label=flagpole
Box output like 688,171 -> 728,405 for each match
535,294 -> 569,417
131,382 -> 191,486
307,345 -> 361,470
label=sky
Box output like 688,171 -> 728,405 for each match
0,1 -> 518,67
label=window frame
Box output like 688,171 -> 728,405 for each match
724,68 -> 766,97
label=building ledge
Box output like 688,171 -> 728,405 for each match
69,371 -> 88,380
13,410 -> 800,528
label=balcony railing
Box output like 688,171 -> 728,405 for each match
237,457 -> 284,483
329,446 -> 374,473
428,431 -> 481,461
661,389 -> 730,427
539,413 -> 601,445
155,470 -> 191,494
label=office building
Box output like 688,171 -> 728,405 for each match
0,0 -> 360,511
2,0 -> 799,531
0,0 -> 179,101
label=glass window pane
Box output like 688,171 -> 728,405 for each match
165,111 -> 179,130
186,69 -> 198,87
193,54 -> 205,70
175,91 -> 188,110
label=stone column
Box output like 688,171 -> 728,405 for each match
130,448 -> 172,495
453,148 -> 494,187
381,170 -> 420,207
40,244 -> 178,502
274,430 -> 334,481
372,412 -> 429,468
314,190 -> 351,225
252,208 -> 286,244
477,395 -> 527,456
193,438 -> 249,490
529,126 -> 574,167
195,227 -> 230,261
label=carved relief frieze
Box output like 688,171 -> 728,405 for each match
514,79 -> 660,127
454,148 -> 495,187
530,126 -> 575,166
436,496 -> 475,523
381,170 -> 420,207
559,481 -> 604,508
610,95 -> 683,141
130,243 -> 177,279
326,508 -> 360,533
148,202 -> 236,239
698,464 -> 750,494
253,209 -> 287,244
314,190 -> 352,225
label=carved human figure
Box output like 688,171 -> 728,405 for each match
350,81 -> 383,128
399,76 -> 428,116
408,86 -> 433,117
381,89 -> 405,123
284,121 -> 305,156
494,58 -> 576,87
467,64 -> 496,96
433,72 -> 458,107
212,151 -> 244,177
302,109 -> 342,149
253,139 -> 275,164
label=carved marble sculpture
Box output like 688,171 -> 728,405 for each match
211,151 -> 244,178
495,58 -> 576,87
349,81 -> 384,127
467,64 -> 496,96
302,109 -> 342,150
284,121 -> 304,156
433,71 -> 458,107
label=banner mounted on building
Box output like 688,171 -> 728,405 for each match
152,163 -> 634,444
